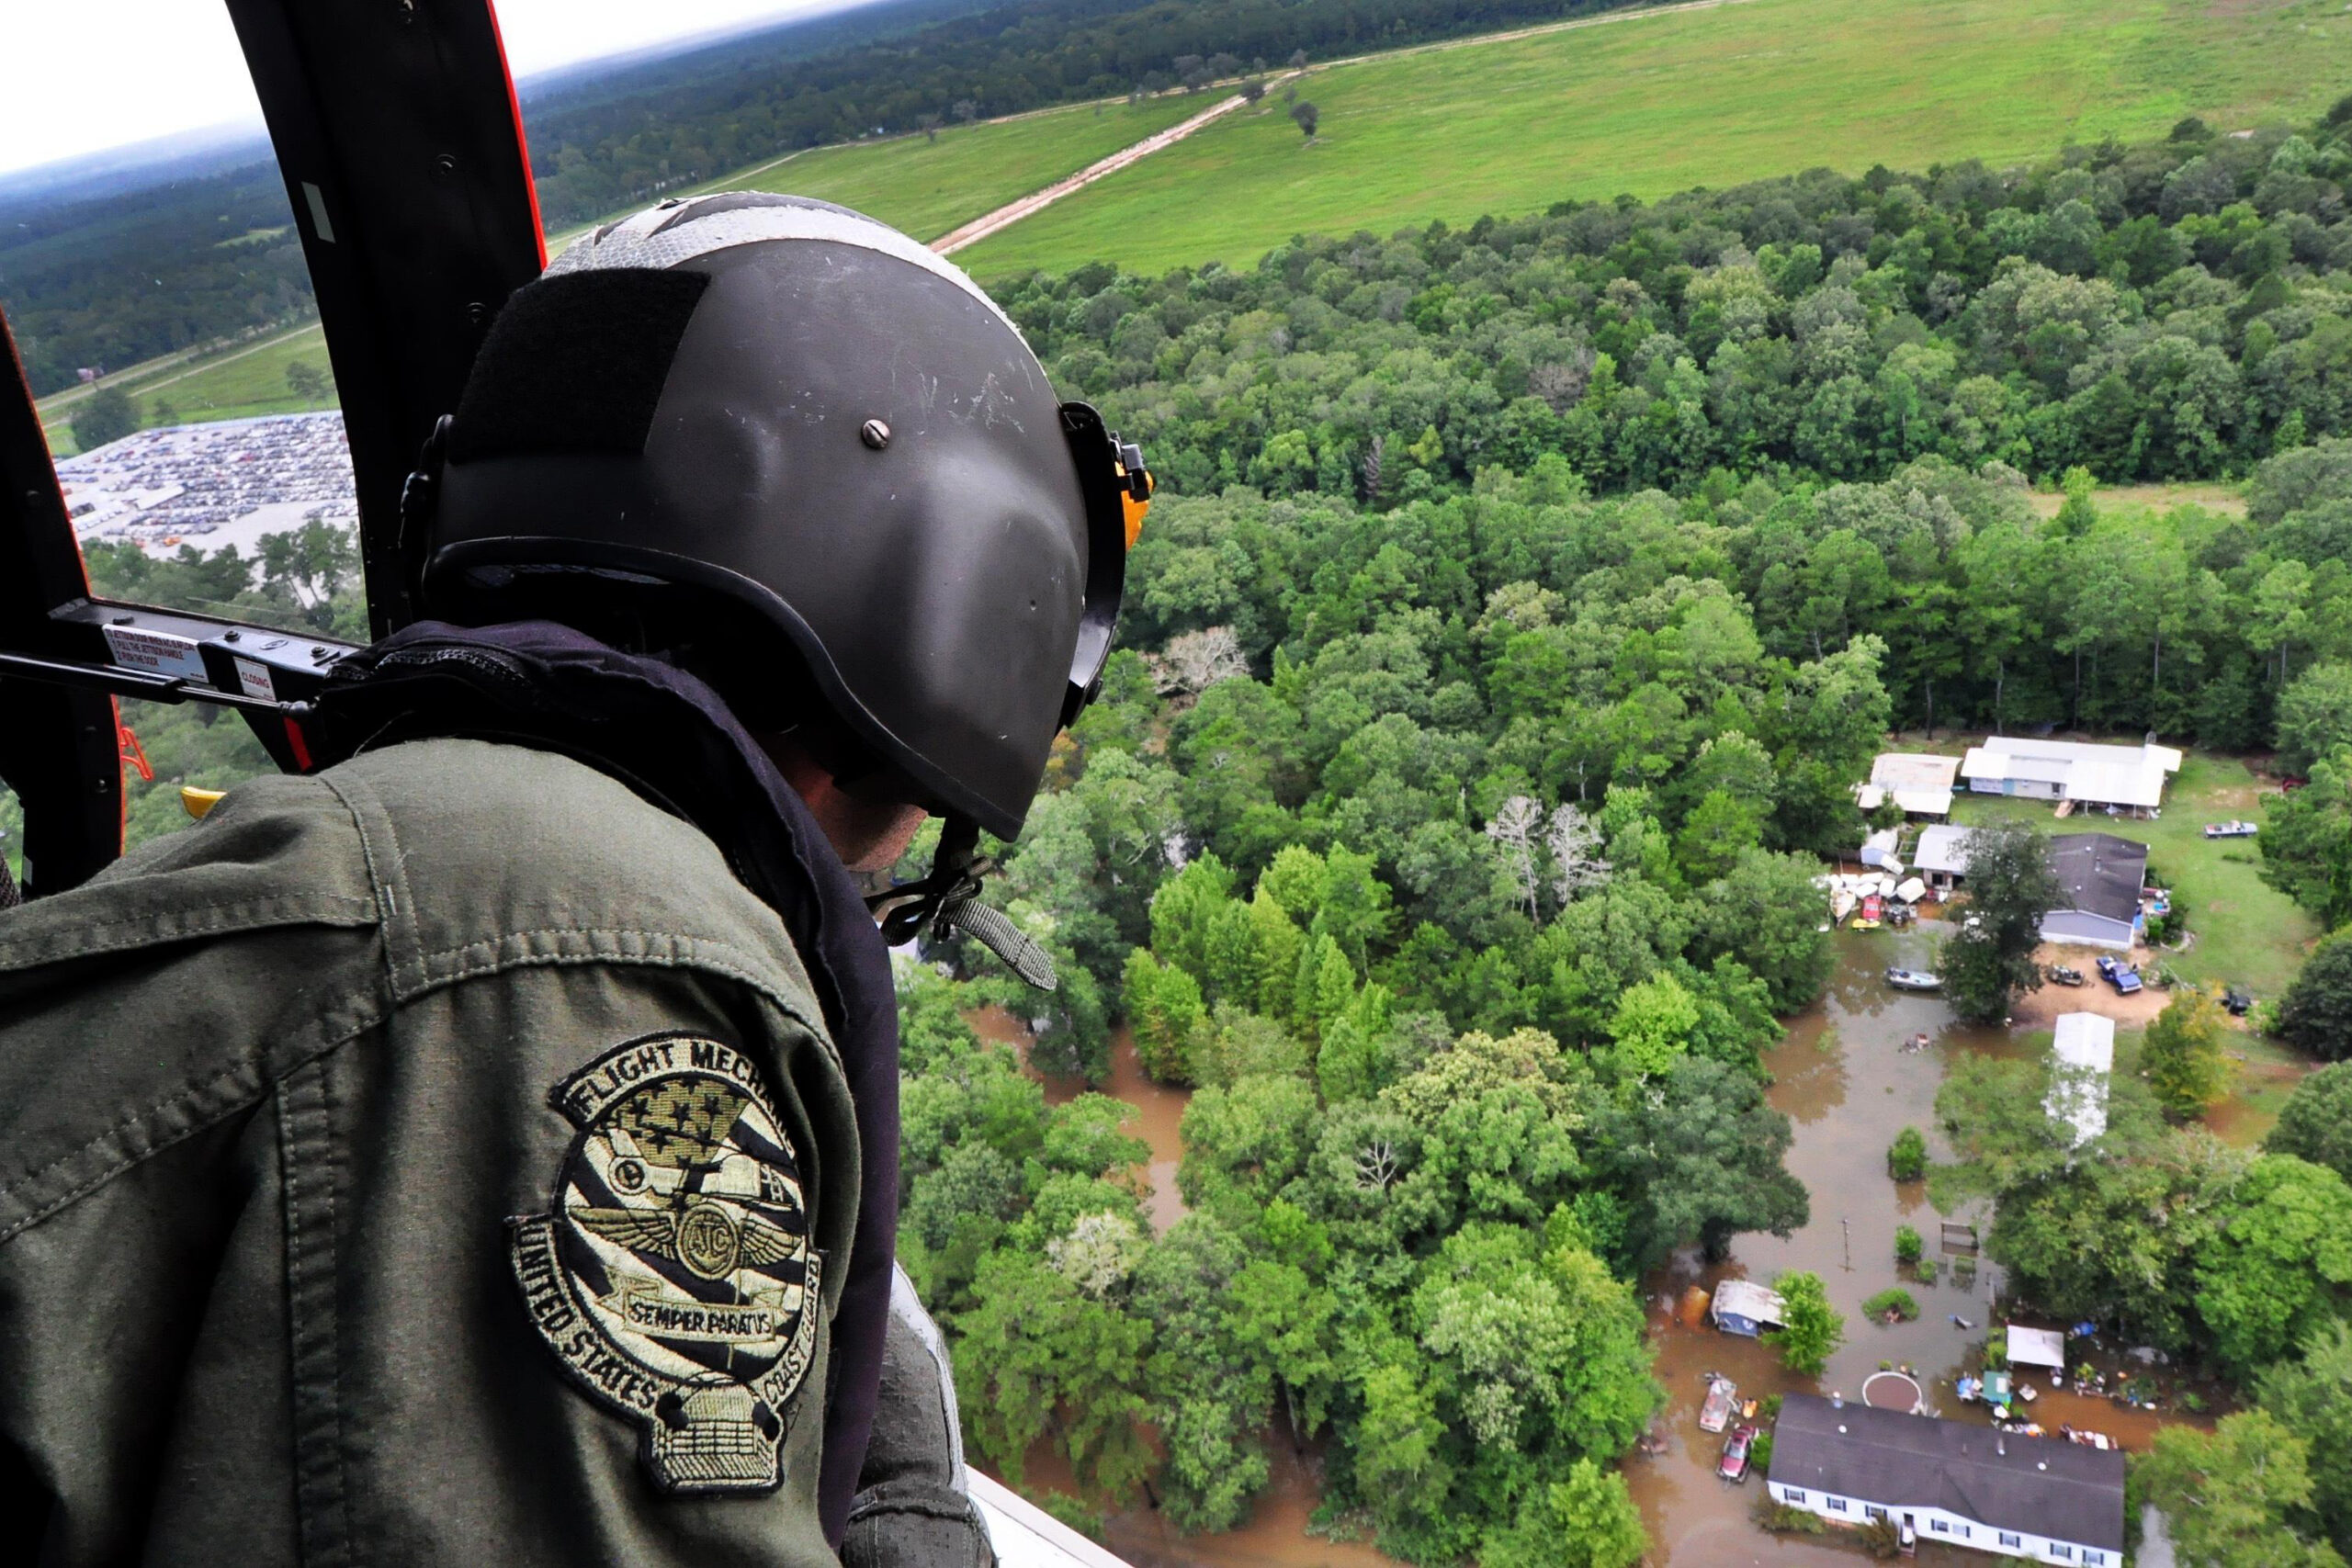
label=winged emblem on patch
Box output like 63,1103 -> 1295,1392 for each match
573,1202 -> 803,1280
508,1033 -> 824,1495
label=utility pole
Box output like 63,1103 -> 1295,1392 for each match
1841,1216 -> 1852,1273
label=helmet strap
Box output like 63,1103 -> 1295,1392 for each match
865,814 -> 1057,990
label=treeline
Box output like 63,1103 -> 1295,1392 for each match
0,164 -> 313,397
981,107 -> 2352,750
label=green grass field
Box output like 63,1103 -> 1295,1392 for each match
961,0 -> 2352,277
38,92 -> 1210,447
41,323 -> 337,455
1950,753 -> 2319,998
718,93 -> 1210,243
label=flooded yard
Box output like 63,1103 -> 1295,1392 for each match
971,921 -> 2246,1566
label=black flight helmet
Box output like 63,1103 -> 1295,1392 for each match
413,193 -> 1150,845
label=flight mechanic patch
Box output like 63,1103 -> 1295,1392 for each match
510,1033 -> 822,1495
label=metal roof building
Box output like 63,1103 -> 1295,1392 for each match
1767,1393 -> 2126,1564
2048,1013 -> 2116,1145
1857,753 -> 1962,818
1960,738 -> 2181,810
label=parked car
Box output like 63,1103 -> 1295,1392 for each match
2107,963 -> 2143,996
2047,964 -> 2086,987
2204,820 -> 2258,839
1719,1424 -> 1757,1483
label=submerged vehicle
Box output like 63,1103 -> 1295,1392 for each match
1699,1376 -> 1738,1434
1718,1424 -> 1757,1483
1884,967 -> 1941,992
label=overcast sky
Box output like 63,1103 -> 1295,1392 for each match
0,0 -> 854,175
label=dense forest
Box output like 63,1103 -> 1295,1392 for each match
984,107 -> 2352,749
8,103 -> 2352,1567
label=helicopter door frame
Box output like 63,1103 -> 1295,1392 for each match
0,0 -> 544,896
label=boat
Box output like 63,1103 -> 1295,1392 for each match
1885,967 -> 1941,992
1862,893 -> 1883,922
1832,888 -> 1857,923
2204,820 -> 2257,839
1699,1376 -> 1737,1433
1718,1424 -> 1757,1482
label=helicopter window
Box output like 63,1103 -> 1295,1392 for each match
4,1 -> 357,845
0,783 -> 19,890
4,0 -> 359,637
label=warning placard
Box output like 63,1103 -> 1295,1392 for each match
100,626 -> 209,682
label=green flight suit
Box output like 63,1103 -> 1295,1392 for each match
0,737 -> 862,1567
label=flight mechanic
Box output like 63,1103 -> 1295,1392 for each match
0,192 -> 1150,1568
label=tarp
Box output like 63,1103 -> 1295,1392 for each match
2009,1325 -> 2068,1371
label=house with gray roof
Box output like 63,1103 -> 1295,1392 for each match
2041,833 -> 2147,952
1767,1393 -> 2125,1565
1913,829 -> 2147,950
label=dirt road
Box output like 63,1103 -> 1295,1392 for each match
932,0 -> 1765,257
932,81 -> 1297,255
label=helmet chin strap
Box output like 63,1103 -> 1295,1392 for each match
865,813 -> 1058,990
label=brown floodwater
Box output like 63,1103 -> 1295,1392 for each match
964,932 -> 2222,1566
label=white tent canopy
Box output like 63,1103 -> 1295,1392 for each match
2007,1324 -> 2068,1371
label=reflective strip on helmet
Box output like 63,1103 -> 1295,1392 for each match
544,197 -> 1023,342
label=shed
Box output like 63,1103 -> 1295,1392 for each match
2048,1013 -> 2116,1145
2008,1325 -> 2069,1372
1856,753 -> 1962,818
1711,1278 -> 1786,1337
1913,825 -> 1975,891
1860,829 -> 1903,871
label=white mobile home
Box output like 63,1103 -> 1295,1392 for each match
1960,737 -> 2181,813
1767,1393 -> 2126,1565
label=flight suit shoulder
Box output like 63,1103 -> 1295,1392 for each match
0,768 -> 387,1245
314,737 -> 829,1032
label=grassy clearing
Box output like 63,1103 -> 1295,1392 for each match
962,0 -> 2352,278
40,322 -> 337,455
2025,483 -> 2248,520
1948,752 -> 2318,998
718,93 -> 1209,243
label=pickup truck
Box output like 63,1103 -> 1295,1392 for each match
2096,955 -> 2143,995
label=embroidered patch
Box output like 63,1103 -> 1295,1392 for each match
511,1033 -> 822,1495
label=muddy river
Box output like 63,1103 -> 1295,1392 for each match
970,927 -> 2220,1566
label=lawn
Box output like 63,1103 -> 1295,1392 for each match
41,322 -> 338,454
715,93 -> 1210,243
1948,752 -> 2318,998
960,0 -> 2352,278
